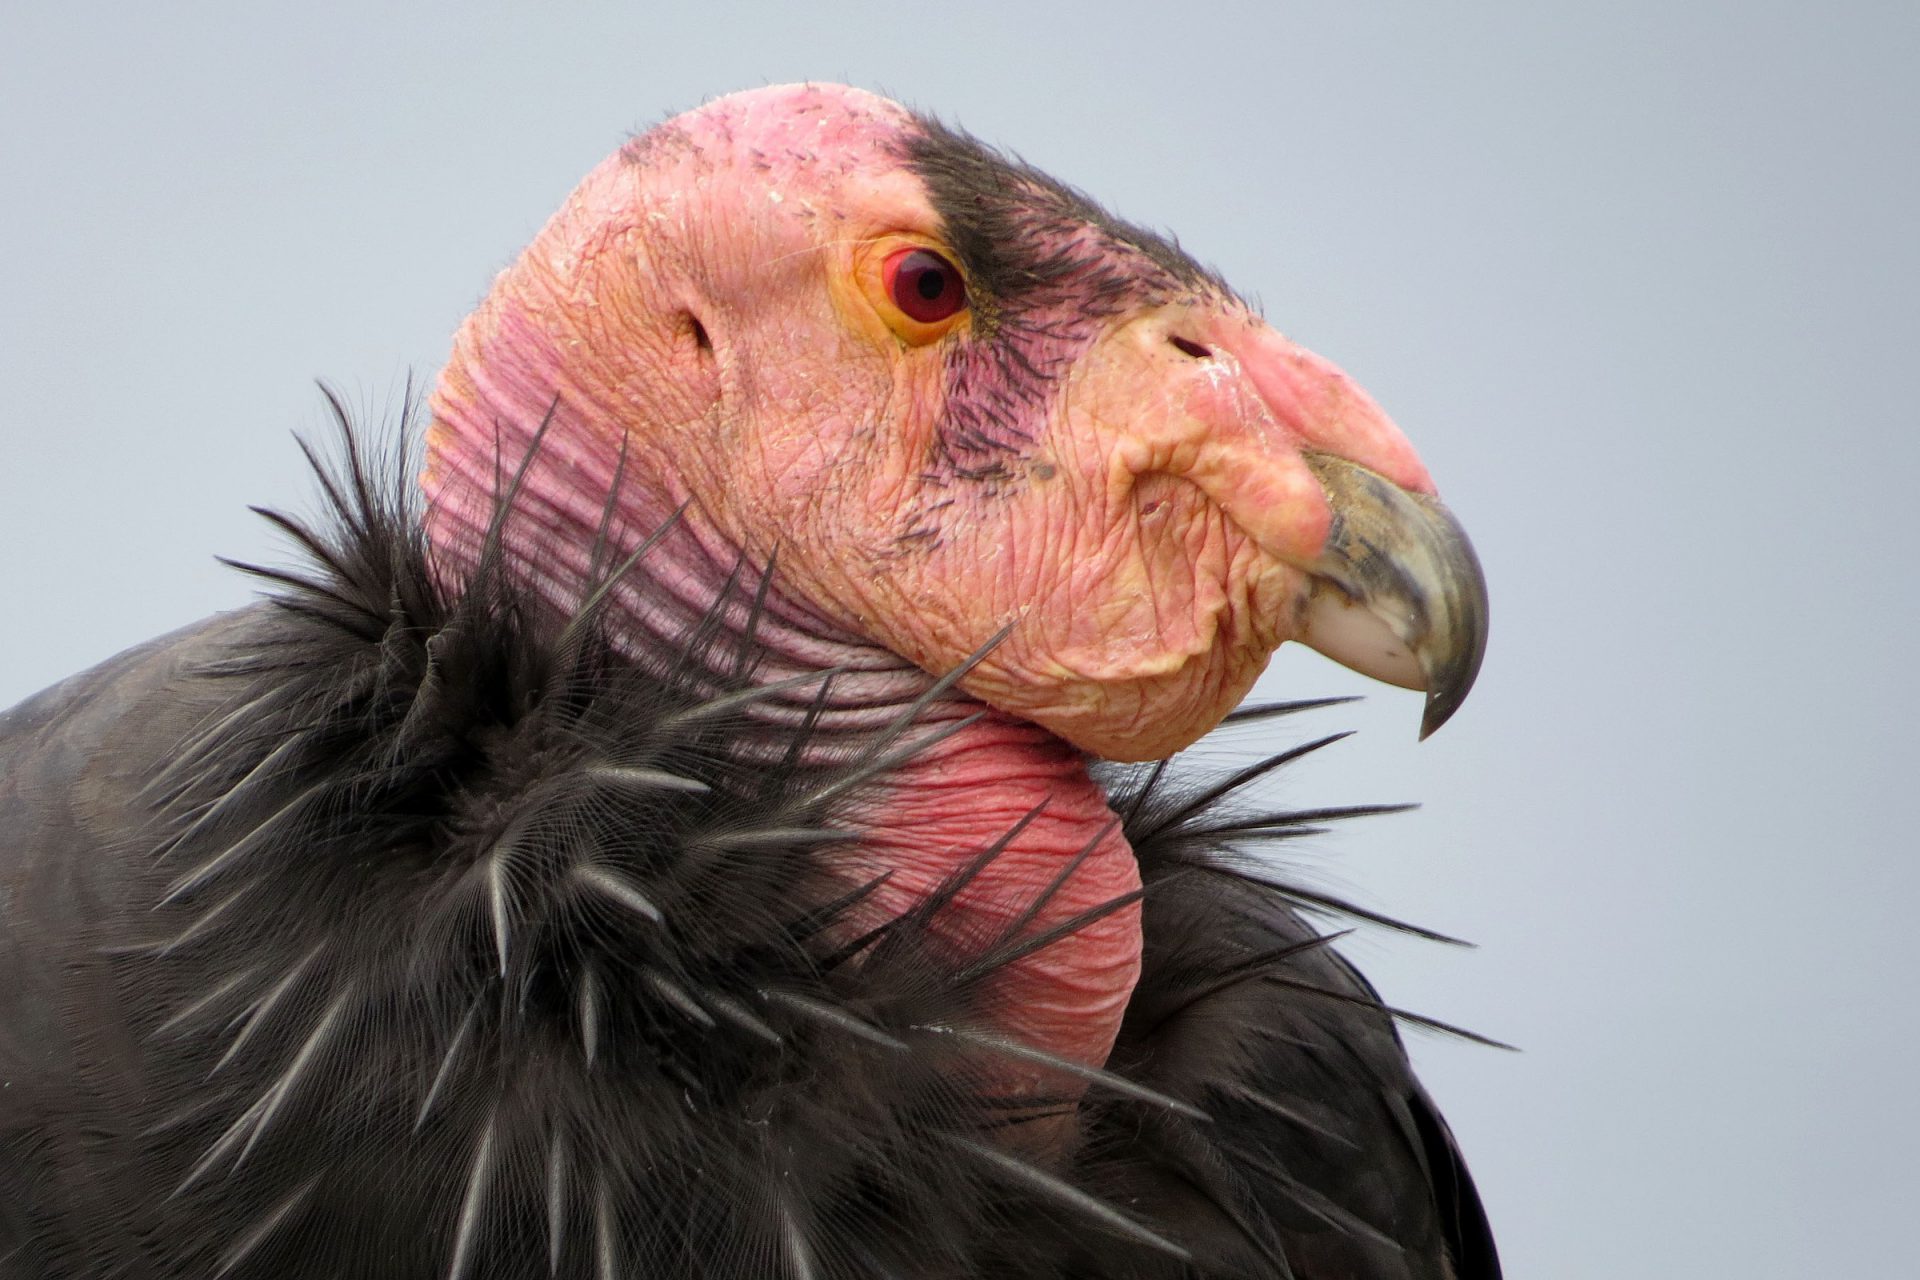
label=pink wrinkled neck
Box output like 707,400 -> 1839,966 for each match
424,402 -> 1143,1074
424,352 -> 1144,1075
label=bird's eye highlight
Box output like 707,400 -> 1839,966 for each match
883,247 -> 967,324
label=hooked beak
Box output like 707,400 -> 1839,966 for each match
1296,452 -> 1489,738
1183,313 -> 1490,738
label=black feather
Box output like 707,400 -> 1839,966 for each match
0,404 -> 1500,1278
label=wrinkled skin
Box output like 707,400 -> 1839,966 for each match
428,85 -> 1434,763
423,85 -> 1470,1075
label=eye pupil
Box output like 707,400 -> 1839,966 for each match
884,247 -> 968,325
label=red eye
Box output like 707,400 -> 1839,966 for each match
883,247 -> 967,324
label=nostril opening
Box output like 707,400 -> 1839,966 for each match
1169,335 -> 1212,360
686,313 -> 712,352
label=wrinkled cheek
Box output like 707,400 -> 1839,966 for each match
1047,473 -> 1242,681
942,468 -> 1289,760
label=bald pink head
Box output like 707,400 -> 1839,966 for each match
426,83 -> 1456,761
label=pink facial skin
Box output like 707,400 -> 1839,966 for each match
423,85 -> 1438,1078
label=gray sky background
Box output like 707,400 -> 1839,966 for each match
3,3 -> 1915,1274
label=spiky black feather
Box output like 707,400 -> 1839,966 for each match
0,407 -> 1499,1279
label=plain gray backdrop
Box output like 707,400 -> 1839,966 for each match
4,3 -> 1915,1274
